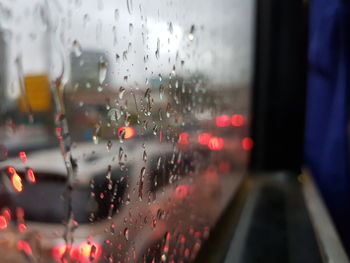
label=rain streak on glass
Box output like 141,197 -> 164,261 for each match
98,58 -> 108,85
72,40 -> 82,57
155,38 -> 160,59
126,0 -> 133,14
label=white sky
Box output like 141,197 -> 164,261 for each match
0,0 -> 254,97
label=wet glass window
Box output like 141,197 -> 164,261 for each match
0,0 -> 254,262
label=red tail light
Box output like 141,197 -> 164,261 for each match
12,173 -> 23,192
2,208 -> 11,223
231,114 -> 245,127
26,168 -> 36,183
8,167 -> 23,192
242,137 -> 254,151
52,243 -> 69,262
208,137 -> 224,150
216,115 -> 231,127
53,241 -> 102,263
179,132 -> 189,145
17,240 -> 33,256
0,216 -> 7,230
175,185 -> 189,199
197,133 -> 211,145
118,126 -> 135,139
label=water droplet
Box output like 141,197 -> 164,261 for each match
169,22 -> 173,34
144,88 -> 151,98
155,38 -> 160,59
142,150 -> 147,162
107,140 -> 112,151
124,228 -> 129,240
140,167 -> 146,177
138,167 -> 146,200
72,40 -> 82,57
158,109 -> 163,121
118,147 -> 124,161
152,218 -> 157,228
118,128 -> 126,143
125,194 -> 131,205
188,25 -> 195,40
110,223 -> 115,235
108,108 -> 120,122
93,125 -> 101,144
126,0 -> 133,14
152,124 -> 158,135
114,9 -> 119,21
119,86 -> 126,99
112,26 -> 118,45
157,157 -> 162,170
166,103 -> 171,118
123,51 -> 128,61
83,14 -> 90,27
159,84 -> 165,100
90,244 -> 97,261
129,23 -> 134,35
99,59 -> 108,85
128,42 -> 132,52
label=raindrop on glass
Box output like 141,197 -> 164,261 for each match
157,157 -> 162,170
90,245 -> 97,261
169,22 -> 173,34
114,9 -> 119,21
158,108 -> 163,121
107,140 -> 112,151
83,14 -> 90,27
166,103 -> 171,118
142,150 -> 147,162
124,228 -> 129,241
119,86 -> 126,99
129,23 -> 134,35
98,59 -> 108,85
155,38 -> 160,59
128,42 -> 132,52
123,51 -> 128,61
188,25 -> 195,40
118,147 -> 124,162
72,40 -> 82,57
159,84 -> 164,100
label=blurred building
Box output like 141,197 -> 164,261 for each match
70,50 -> 110,89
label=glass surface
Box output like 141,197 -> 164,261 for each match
0,0 -> 254,262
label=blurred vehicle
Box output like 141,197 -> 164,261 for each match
177,113 -> 251,172
0,134 -> 197,262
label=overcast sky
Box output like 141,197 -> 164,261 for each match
0,0 -> 254,98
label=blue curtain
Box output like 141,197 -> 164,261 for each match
305,0 -> 350,251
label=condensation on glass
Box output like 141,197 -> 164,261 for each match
0,0 -> 254,262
